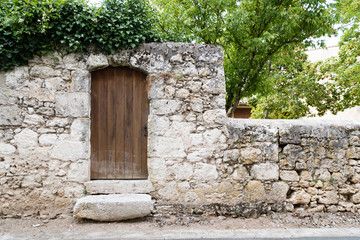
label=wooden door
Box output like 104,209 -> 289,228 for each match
91,67 -> 148,179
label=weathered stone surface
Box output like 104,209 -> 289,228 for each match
202,79 -> 225,94
175,89 -> 190,99
30,65 -> 59,78
70,118 -> 89,141
223,149 -> 239,163
300,171 -> 312,181
350,173 -> 360,183
351,192 -> 360,204
187,149 -> 211,162
5,66 -> 29,89
130,50 -> 171,73
0,106 -> 22,126
50,140 -> 89,161
280,171 -> 299,182
350,136 -> 360,146
203,109 -> 226,126
251,163 -> 279,180
86,54 -> 109,71
14,129 -> 38,150
39,134 -> 57,146
232,166 -> 250,180
148,115 -> 170,136
245,181 -> 265,202
347,147 -> 360,159
289,190 -> 311,205
315,169 -> 331,182
194,163 -> 218,181
24,114 -> 44,125
0,142 -> 16,156
55,93 -> 89,117
190,98 -> 204,112
268,182 -> 289,201
63,53 -> 86,69
338,186 -> 358,195
74,194 -> 153,221
240,147 -> 262,164
109,50 -> 132,66
148,136 -> 185,158
46,118 -> 70,127
44,77 -> 66,91
173,162 -> 194,180
72,69 -> 90,92
68,160 -> 89,182
319,191 -> 338,205
150,100 -> 181,115
85,180 -> 154,194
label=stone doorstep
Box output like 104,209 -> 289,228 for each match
84,180 -> 154,194
74,194 -> 153,221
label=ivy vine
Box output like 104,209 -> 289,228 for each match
0,0 -> 161,71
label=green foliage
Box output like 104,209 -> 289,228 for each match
0,0 -> 160,71
153,0 -> 335,116
250,0 -> 360,119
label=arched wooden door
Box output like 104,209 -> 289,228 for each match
90,67 -> 148,179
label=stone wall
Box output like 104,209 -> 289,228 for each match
1,42 -> 360,218
222,119 -> 360,214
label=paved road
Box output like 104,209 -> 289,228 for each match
2,228 -> 360,240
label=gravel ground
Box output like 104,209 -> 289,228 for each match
1,212 -> 360,234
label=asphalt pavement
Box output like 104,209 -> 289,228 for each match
2,228 -> 360,240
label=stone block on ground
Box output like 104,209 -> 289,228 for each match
74,194 -> 153,221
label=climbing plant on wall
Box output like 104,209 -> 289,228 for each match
0,0 -> 160,71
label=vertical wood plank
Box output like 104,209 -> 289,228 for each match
106,67 -> 116,179
97,68 -> 108,179
115,68 -> 126,179
140,73 -> 149,178
132,71 -> 142,178
90,70 -> 99,179
124,68 -> 133,179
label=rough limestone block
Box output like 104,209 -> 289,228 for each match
85,180 -> 154,194
245,180 -> 265,202
268,182 -> 289,201
86,54 -> 109,71
72,69 -> 90,92
240,147 -> 262,164
73,194 -> 153,221
51,140 -> 89,161
0,106 -> 23,126
55,93 -> 89,117
289,189 -> 311,205
0,142 -> 16,156
280,171 -> 299,182
203,109 -> 226,127
251,163 -> 279,180
109,50 -> 132,66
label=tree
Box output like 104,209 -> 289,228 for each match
152,0 -> 335,116
250,0 -> 360,119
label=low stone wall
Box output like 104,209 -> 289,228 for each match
0,42 -> 359,219
223,119 -> 360,213
154,118 -> 360,215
